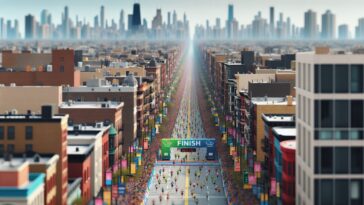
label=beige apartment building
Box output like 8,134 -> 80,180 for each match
0,85 -> 62,114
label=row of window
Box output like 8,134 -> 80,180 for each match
315,130 -> 364,140
0,126 -> 33,140
315,147 -> 364,174
314,64 -> 364,93
315,179 -> 363,205
0,144 -> 33,156
315,100 -> 363,128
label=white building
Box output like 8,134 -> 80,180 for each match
296,48 -> 364,205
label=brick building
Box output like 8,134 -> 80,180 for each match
0,49 -> 80,86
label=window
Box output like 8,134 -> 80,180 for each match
334,147 -> 349,174
316,147 -> 333,174
334,130 -> 348,140
335,64 -> 349,93
25,126 -> 33,140
321,101 -> 333,128
350,65 -> 363,93
0,126 -> 3,139
7,144 -> 14,154
315,130 -> 331,140
318,179 -> 334,205
350,180 -> 363,205
320,64 -> 334,93
351,101 -> 363,128
314,65 -> 320,93
335,100 -> 349,128
314,100 -> 320,128
0,144 -> 4,157
7,126 -> 15,140
351,147 -> 363,173
335,180 -> 349,205
60,65 -> 64,72
25,144 -> 33,154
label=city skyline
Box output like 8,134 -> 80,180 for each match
0,0 -> 364,39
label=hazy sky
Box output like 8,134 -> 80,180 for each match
0,0 -> 363,36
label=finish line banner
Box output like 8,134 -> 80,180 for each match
161,138 -> 216,148
161,138 -> 217,160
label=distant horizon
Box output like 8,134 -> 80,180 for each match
0,0 -> 363,38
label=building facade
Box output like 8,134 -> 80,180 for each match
296,49 -> 364,205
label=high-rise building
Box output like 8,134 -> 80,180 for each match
132,3 -> 142,31
167,12 -> 171,26
252,12 -> 268,39
355,18 -> 364,40
25,14 -> 36,39
172,10 -> 177,27
40,9 -> 49,25
94,15 -> 99,28
227,4 -> 234,39
304,9 -> 318,39
100,5 -> 105,29
119,10 -> 125,33
296,48 -> 364,205
63,6 -> 69,38
287,17 -> 291,38
152,9 -> 163,29
0,18 -> 4,39
338,24 -> 349,40
321,10 -> 336,40
127,14 -> 133,31
270,6 -> 275,37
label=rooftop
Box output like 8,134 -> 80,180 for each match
0,114 -> 65,121
0,173 -> 45,198
280,140 -> 296,150
273,127 -> 296,137
67,145 -> 94,155
262,114 -> 295,123
0,159 -> 28,171
0,154 -> 59,169
60,101 -> 124,109
252,97 -> 296,105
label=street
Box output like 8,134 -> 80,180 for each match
144,44 -> 228,205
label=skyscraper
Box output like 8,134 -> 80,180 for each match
167,12 -> 171,26
119,10 -> 125,33
321,10 -> 336,40
100,5 -> 105,29
94,15 -> 99,28
152,9 -> 162,30
132,3 -> 142,31
338,24 -> 349,40
0,18 -> 4,39
227,4 -> 234,39
172,10 -> 177,27
355,18 -> 364,39
127,14 -> 133,31
252,12 -> 268,39
228,4 -> 234,22
269,7 -> 275,37
63,6 -> 69,38
304,9 -> 318,39
40,9 -> 49,25
25,14 -> 36,39
296,48 -> 364,205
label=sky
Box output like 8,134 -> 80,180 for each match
0,0 -> 363,36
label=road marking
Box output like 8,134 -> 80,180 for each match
185,78 -> 191,205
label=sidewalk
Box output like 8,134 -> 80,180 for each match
117,62 -> 187,205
